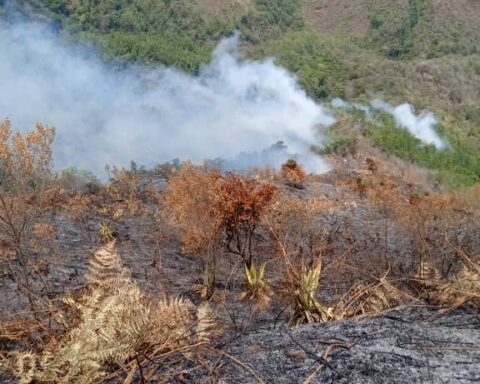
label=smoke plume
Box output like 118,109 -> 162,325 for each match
371,100 -> 447,149
332,98 -> 447,150
0,18 -> 335,175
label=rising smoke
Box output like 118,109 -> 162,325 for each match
0,17 -> 335,175
371,100 -> 447,150
332,98 -> 447,150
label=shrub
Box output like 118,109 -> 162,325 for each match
0,119 -> 55,262
413,249 -> 479,312
165,163 -> 222,255
241,261 -> 271,308
240,0 -> 304,43
367,112 -> 480,187
215,172 -> 277,269
318,136 -> 355,156
281,159 -> 306,187
165,166 -> 277,300
164,163 -> 222,299
282,258 -> 331,326
57,167 -> 101,194
254,30 -> 348,99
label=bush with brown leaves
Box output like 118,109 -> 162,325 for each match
165,165 -> 277,300
281,159 -> 306,187
0,119 -> 55,261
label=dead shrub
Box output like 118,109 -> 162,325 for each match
164,163 -> 222,299
165,165 -> 277,301
413,249 -> 480,311
165,163 -> 222,255
0,119 -> 55,262
281,159 -> 306,187
216,172 -> 277,268
365,157 -> 378,173
266,194 -> 331,258
0,119 -> 58,316
104,165 -> 144,217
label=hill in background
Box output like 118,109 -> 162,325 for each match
2,0 -> 480,186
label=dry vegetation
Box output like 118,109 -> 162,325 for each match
0,123 -> 478,383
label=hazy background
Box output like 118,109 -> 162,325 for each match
0,20 -> 335,174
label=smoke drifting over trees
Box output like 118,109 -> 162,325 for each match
0,20 -> 335,174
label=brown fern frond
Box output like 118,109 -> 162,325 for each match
435,255 -> 480,311
85,240 -> 130,289
412,252 -> 480,311
334,278 -> 412,320
6,241 -> 218,383
146,297 -> 197,346
415,261 -> 441,286
7,351 -> 37,384
195,302 -> 220,343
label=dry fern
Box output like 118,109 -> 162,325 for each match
146,297 -> 197,346
436,252 -> 480,311
333,277 -> 413,320
85,240 -> 130,288
195,303 -> 219,343
6,241 -> 218,383
412,252 -> 479,311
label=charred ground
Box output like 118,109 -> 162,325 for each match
0,122 -> 478,382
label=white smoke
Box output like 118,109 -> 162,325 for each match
332,98 -> 447,149
371,100 -> 447,149
0,18 -> 335,175
331,98 -> 372,116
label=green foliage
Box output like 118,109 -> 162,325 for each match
83,31 -> 212,70
58,167 -> 101,193
36,0 -> 305,69
42,0 -> 238,70
366,0 -> 425,59
240,0 -> 304,43
365,0 -> 480,59
318,136 -> 354,156
34,0 -> 305,69
46,0 -> 70,15
242,261 -> 270,303
254,31 -> 347,98
368,112 -> 480,187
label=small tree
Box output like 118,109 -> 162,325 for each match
215,173 -> 277,269
0,119 -> 55,262
165,166 -> 277,300
214,173 -> 277,303
164,163 -> 223,299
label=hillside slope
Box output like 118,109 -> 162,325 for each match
1,0 -> 480,186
